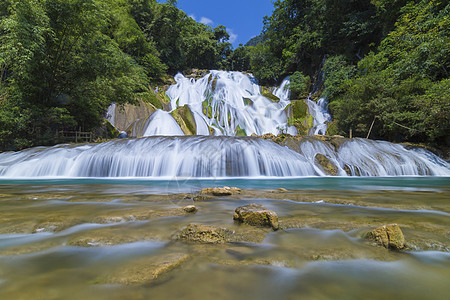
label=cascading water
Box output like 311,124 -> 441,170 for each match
137,71 -> 297,137
0,136 -> 448,178
307,97 -> 332,135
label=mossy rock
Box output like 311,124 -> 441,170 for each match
236,126 -> 247,136
170,105 -> 197,135
314,154 -> 339,176
366,224 -> 405,250
286,100 -> 313,135
139,91 -> 164,110
233,203 -> 279,230
105,119 -> 120,139
261,86 -> 280,102
175,224 -> 233,244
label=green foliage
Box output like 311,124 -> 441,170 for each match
0,0 -> 237,151
289,71 -> 310,99
249,43 -> 282,85
322,56 -> 356,99
229,45 -> 251,71
259,0 -> 381,80
328,1 -> 449,144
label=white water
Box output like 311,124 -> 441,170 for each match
0,136 -> 448,178
307,97 -> 332,135
140,71 -> 297,137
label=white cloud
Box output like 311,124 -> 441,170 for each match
200,17 -> 213,26
188,14 -> 196,21
227,28 -> 238,43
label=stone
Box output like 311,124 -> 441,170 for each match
182,205 -> 198,213
315,153 -> 339,175
176,224 -> 233,244
102,253 -> 190,284
233,203 -> 279,231
366,224 -> 405,250
199,186 -> 242,196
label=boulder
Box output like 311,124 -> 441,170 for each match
366,224 -> 405,250
233,203 -> 279,231
200,186 -> 242,196
176,224 -> 233,244
182,205 -> 198,213
315,153 -> 339,175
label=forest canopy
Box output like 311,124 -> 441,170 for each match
0,0 -> 231,150
0,0 -> 448,151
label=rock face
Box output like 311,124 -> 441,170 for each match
315,153 -> 339,175
176,224 -> 233,244
199,186 -> 242,196
233,203 -> 279,231
366,224 -> 405,250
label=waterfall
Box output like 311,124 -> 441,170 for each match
139,71 -> 297,137
0,136 -> 448,178
307,97 -> 332,135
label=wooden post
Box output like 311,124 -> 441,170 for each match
366,116 -> 376,139
350,128 -> 353,139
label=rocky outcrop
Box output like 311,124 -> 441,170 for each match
170,105 -> 197,135
315,153 -> 339,175
366,224 -> 405,250
233,203 -> 279,231
111,99 -> 157,132
175,224 -> 233,244
199,186 -> 242,196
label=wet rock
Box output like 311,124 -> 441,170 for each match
233,203 -> 279,230
193,194 -> 216,201
199,186 -> 242,196
182,205 -> 198,213
366,224 -> 405,250
315,153 -> 339,175
103,253 -> 190,284
176,224 -> 233,244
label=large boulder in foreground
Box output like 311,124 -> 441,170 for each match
233,203 -> 279,231
366,224 -> 405,250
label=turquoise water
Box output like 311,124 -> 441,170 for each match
1,176 -> 449,193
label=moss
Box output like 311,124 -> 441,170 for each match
243,98 -> 253,106
170,105 -> 197,135
138,91 -> 164,109
315,154 -> 338,175
236,126 -> 247,136
260,86 -> 280,102
286,100 -> 313,135
105,119 -> 120,138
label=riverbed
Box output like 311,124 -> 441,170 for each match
0,177 -> 449,299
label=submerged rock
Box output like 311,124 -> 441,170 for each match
176,224 -> 233,244
366,224 -> 405,250
102,253 -> 190,285
233,203 -> 279,231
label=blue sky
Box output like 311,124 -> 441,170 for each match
159,0 -> 275,48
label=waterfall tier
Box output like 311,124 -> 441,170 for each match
128,71 -> 298,137
0,136 -> 448,178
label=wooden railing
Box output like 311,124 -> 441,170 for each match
56,131 -> 92,143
